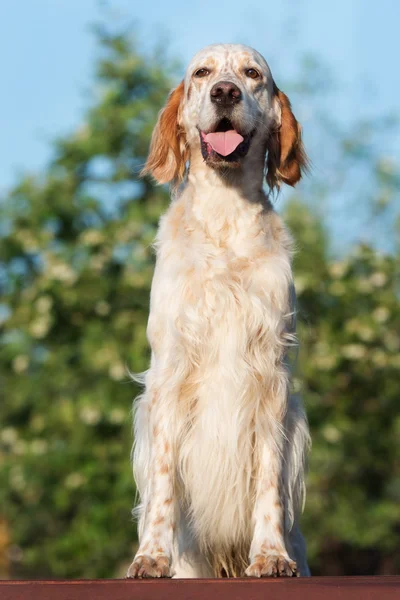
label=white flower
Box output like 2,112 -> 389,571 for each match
36,296 -> 53,313
369,272 -> 387,287
80,230 -> 105,246
65,473 -> 87,489
1,428 -> 18,445
342,344 -> 367,359
370,349 -> 388,367
372,307 -> 390,323
109,362 -> 126,381
358,326 -> 374,342
12,355 -> 29,373
29,318 -> 50,339
109,408 -> 126,424
95,301 -> 110,316
322,425 -> 341,443
314,354 -> 337,370
47,262 -> 77,285
80,406 -> 101,425
329,261 -> 348,279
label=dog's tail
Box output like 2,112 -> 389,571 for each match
283,394 -> 311,531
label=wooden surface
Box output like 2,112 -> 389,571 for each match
1,577 -> 399,600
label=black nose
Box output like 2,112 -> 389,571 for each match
210,81 -> 242,106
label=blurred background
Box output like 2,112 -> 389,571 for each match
0,0 -> 399,579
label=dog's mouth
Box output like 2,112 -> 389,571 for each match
199,118 -> 254,164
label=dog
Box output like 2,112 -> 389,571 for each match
127,44 -> 310,579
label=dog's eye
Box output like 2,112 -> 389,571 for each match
194,68 -> 210,78
245,68 -> 260,79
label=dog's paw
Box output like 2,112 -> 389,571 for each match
126,554 -> 171,579
245,554 -> 298,578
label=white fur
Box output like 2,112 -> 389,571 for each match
127,44 -> 311,579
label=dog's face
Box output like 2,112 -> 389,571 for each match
141,44 -> 307,189
182,44 -> 277,169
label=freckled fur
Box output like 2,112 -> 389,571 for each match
127,44 -> 311,580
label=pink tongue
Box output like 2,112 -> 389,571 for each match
204,130 -> 244,156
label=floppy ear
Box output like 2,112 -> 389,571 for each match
141,81 -> 188,185
266,83 -> 308,191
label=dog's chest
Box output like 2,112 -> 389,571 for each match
166,196 -> 270,284
177,231 -> 268,329
156,198 -> 292,355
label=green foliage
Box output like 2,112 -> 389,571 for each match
286,201 -> 400,574
0,28 -> 399,578
0,30 -> 172,578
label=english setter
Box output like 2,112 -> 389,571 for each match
127,44 -> 310,579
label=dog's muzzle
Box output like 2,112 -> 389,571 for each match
199,117 -> 255,164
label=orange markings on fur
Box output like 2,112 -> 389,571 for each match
169,203 -> 185,241
266,83 -> 308,190
141,81 -> 188,185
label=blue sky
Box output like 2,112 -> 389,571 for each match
1,0 -> 399,194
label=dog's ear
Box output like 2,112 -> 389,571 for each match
266,83 -> 308,191
141,81 -> 188,185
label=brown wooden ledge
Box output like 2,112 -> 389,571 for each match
1,577 -> 399,600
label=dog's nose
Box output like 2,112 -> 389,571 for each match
210,81 -> 242,106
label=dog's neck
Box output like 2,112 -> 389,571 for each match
185,145 -> 268,208
178,146 -> 272,247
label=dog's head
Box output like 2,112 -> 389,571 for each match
142,44 -> 307,190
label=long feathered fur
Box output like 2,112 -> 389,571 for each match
127,43 -> 310,580
131,191 -> 310,576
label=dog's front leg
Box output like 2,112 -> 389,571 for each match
246,435 -> 297,578
127,388 -> 175,579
